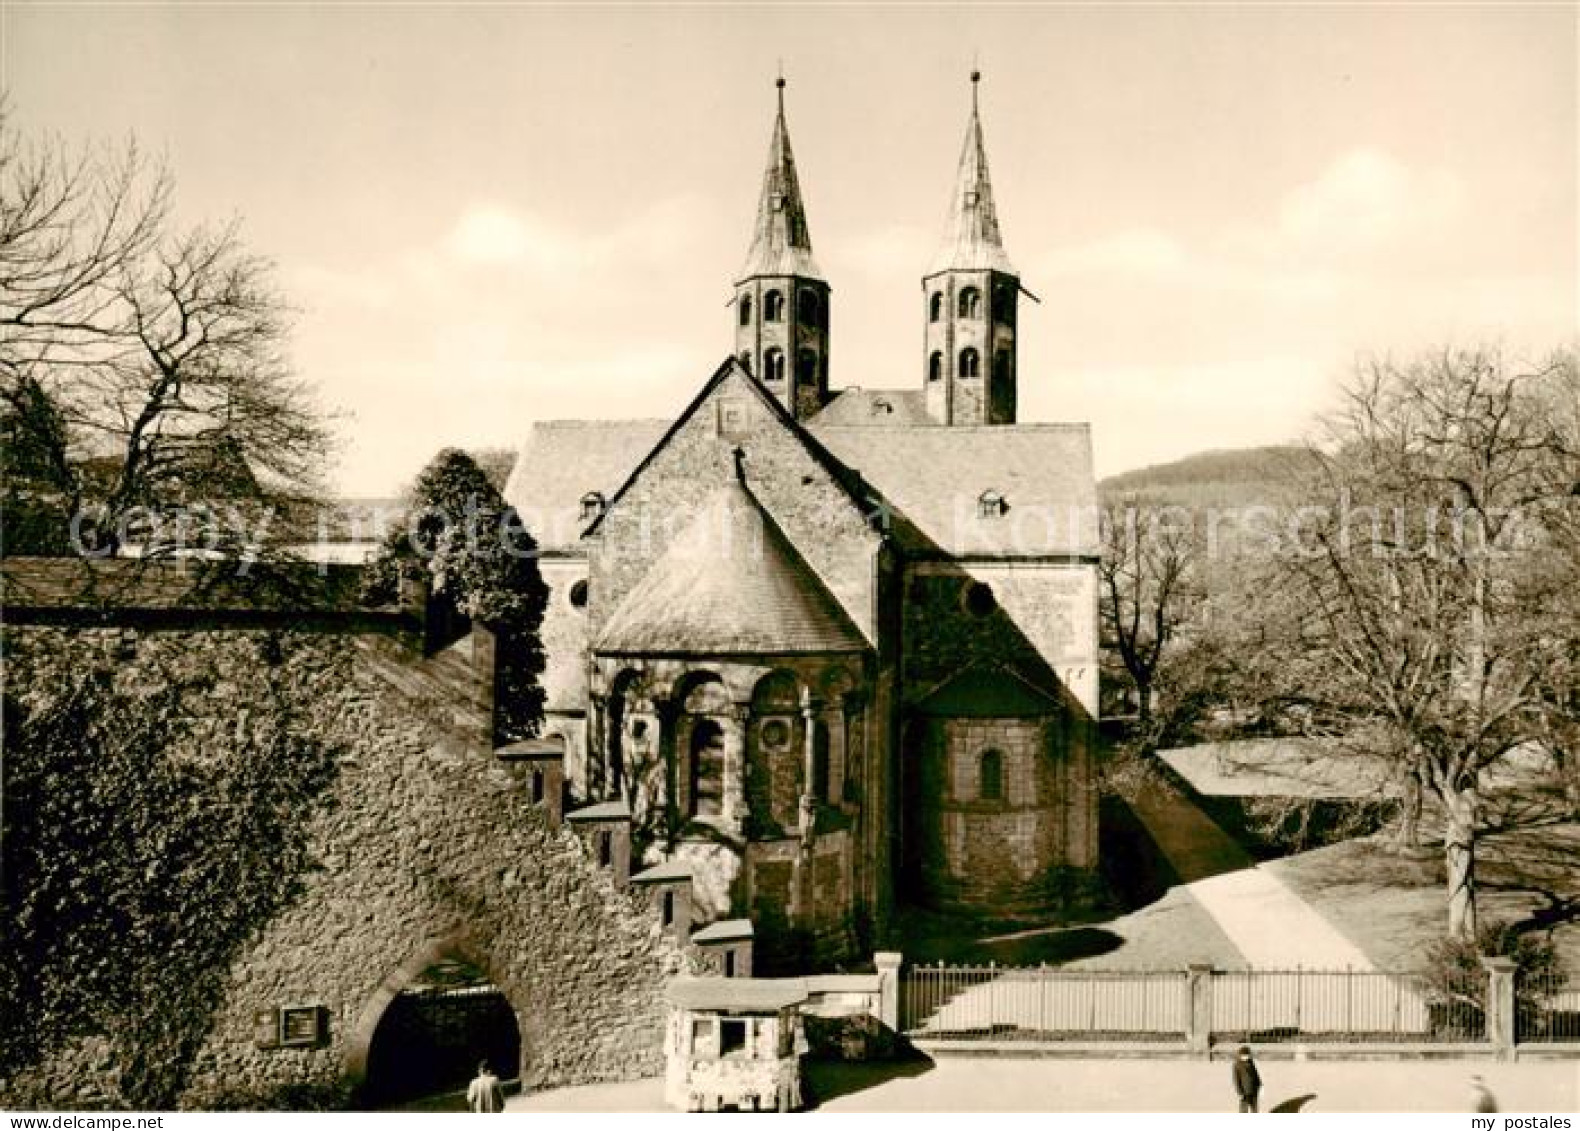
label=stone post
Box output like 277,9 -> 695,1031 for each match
1186,964 -> 1214,1057
798,686 -> 817,837
1481,957 -> 1518,1059
722,703 -> 751,837
875,951 -> 903,1031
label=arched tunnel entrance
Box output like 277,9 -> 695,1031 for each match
349,946 -> 524,1110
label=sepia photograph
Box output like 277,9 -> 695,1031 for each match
1,1 -> 1577,1116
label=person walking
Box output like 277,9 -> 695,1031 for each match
467,1061 -> 505,1113
1232,1045 -> 1261,1113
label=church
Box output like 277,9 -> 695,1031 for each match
503,76 -> 1102,970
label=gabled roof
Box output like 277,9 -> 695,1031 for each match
808,423 -> 1100,557
737,79 -> 824,282
808,387 -> 934,428
501,419 -> 670,550
667,975 -> 807,1012
594,479 -> 867,657
926,75 -> 1017,279
915,663 -> 1065,718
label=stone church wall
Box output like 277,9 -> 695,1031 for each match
587,365 -> 882,647
2,611 -> 681,1110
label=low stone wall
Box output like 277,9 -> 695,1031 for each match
2,595 -> 683,1110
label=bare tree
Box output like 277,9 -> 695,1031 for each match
1,110 -> 331,556
1263,346 -> 1579,940
1099,495 -> 1199,731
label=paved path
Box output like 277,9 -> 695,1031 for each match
510,1058 -> 1579,1113
1127,779 -> 1376,970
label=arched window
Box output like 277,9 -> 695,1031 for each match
690,718 -> 725,818
579,491 -> 606,523
764,347 -> 786,382
928,351 -> 943,382
929,291 -> 944,323
764,289 -> 784,322
798,289 -> 819,326
964,580 -> 996,617
568,579 -> 589,608
995,283 -> 1016,326
797,348 -> 818,387
959,347 -> 980,380
979,749 -> 1004,802
958,287 -> 982,319
977,489 -> 1007,518
738,293 -> 753,326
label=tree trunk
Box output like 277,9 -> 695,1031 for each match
1443,785 -> 1480,940
1136,682 -> 1153,725
1396,761 -> 1423,851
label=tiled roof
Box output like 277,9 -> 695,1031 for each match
808,388 -> 934,428
808,423 -> 1100,557
737,83 -> 824,283
667,976 -> 807,1012
915,663 -> 1065,718
594,480 -> 867,657
691,918 -> 754,943
925,79 -> 1017,279
501,419 -> 670,550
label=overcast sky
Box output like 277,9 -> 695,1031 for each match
6,4 -> 1575,497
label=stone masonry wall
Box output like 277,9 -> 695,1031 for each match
2,620 -> 681,1110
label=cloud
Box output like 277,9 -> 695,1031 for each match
446,204 -> 574,270
1272,147 -> 1466,258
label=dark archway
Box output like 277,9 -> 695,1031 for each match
345,936 -> 527,1111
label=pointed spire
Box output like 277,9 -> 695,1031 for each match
927,70 -> 1017,277
738,75 -> 824,282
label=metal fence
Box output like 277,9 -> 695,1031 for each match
900,963 -> 1527,1046
1210,969 -> 1485,1044
1518,973 -> 1580,1042
901,963 -> 1189,1041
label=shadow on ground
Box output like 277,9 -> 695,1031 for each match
1271,1092 -> 1318,1112
802,1053 -> 935,1108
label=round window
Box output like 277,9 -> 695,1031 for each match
760,719 -> 792,749
964,581 -> 996,617
569,579 -> 589,608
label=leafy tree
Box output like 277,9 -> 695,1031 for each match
1253,346 -> 1579,939
364,448 -> 548,742
1,111 -> 331,557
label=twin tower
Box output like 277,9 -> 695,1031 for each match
732,74 -> 1025,427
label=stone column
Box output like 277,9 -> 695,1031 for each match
721,703 -> 751,837
1186,964 -> 1214,1057
825,701 -> 847,807
798,685 -> 817,838
874,952 -> 903,1031
1481,956 -> 1518,1059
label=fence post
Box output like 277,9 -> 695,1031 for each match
1187,964 -> 1214,1058
875,951 -> 903,1032
1481,957 -> 1517,1060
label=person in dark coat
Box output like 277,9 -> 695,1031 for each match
1232,1045 -> 1261,1112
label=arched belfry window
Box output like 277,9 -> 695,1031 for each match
764,348 -> 786,382
798,289 -> 819,327
928,352 -> 943,383
929,292 -> 944,323
739,294 -> 753,327
978,489 -> 1007,518
979,749 -> 1004,802
995,282 -> 1016,326
959,347 -> 980,380
797,348 -> 818,388
579,491 -> 606,523
764,290 -> 785,322
958,287 -> 982,319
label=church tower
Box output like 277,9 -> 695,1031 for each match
734,77 -> 830,421
923,72 -> 1021,427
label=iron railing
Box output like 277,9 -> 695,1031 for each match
1210,969 -> 1486,1044
901,963 -> 1509,1045
1518,973 -> 1580,1042
901,963 -> 1189,1041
